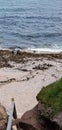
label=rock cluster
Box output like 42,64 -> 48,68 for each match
33,63 -> 53,70
20,103 -> 60,130
0,103 -> 62,130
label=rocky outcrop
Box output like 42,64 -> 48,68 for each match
20,104 -> 60,130
38,102 -> 60,129
0,103 -> 61,130
36,78 -> 62,130
20,105 -> 41,130
0,103 -> 60,130
0,104 -> 7,130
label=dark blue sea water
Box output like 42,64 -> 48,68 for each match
0,0 -> 62,51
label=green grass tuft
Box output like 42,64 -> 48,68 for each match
37,78 -> 62,117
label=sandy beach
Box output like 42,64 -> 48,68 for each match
0,50 -> 62,117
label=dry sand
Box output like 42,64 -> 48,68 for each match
0,51 -> 62,117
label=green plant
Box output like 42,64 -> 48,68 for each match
37,78 -> 62,117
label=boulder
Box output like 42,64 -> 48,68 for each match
20,105 -> 41,130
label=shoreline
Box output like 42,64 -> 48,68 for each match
0,47 -> 62,54
0,49 -> 62,117
0,48 -> 62,56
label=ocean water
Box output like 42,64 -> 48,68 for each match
0,0 -> 62,51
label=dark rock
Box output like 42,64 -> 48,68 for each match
21,69 -> 28,72
26,77 -> 30,80
17,50 -> 21,55
11,50 -> 15,54
33,63 -> 53,70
